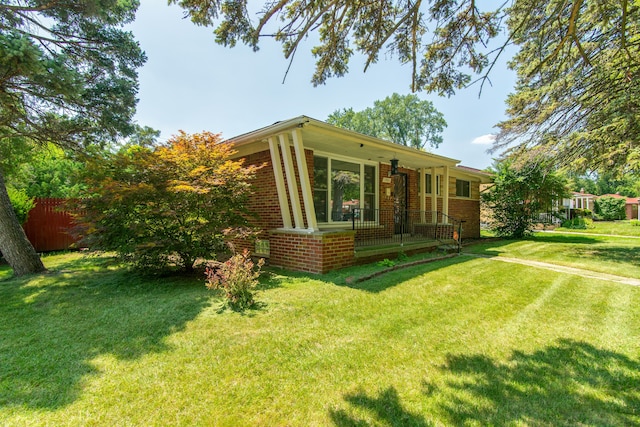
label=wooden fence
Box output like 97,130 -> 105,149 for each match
22,198 -> 80,252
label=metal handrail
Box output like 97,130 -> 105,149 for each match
351,208 -> 463,252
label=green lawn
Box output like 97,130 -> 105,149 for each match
466,232 -> 640,279
1,247 -> 639,426
555,220 -> 640,237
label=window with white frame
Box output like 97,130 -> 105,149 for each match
313,155 -> 377,223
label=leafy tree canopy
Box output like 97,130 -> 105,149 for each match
482,161 -> 569,238
495,1 -> 640,175
327,93 -> 446,150
0,1 -> 146,276
6,143 -> 85,198
76,131 -> 261,273
0,0 -> 146,148
568,172 -> 640,197
172,0 -> 639,174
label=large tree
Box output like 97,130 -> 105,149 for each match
172,0 -> 639,173
327,93 -> 446,150
0,1 -> 145,275
495,1 -> 640,174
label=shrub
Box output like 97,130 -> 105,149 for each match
76,131 -> 262,272
397,251 -> 408,262
593,196 -> 626,221
377,259 -> 396,268
631,220 -> 639,227
206,249 -> 265,311
7,187 -> 35,225
482,161 -> 569,238
572,208 -> 592,218
561,217 -> 593,229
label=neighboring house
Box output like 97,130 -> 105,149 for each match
599,194 -> 640,220
628,198 -> 640,220
225,116 -> 492,273
562,189 -> 597,213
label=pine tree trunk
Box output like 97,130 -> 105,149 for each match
0,170 -> 47,276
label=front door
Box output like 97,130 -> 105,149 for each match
393,173 -> 408,234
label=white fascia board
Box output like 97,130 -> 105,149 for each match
308,119 -> 460,167
224,116 -> 462,168
453,167 -> 494,183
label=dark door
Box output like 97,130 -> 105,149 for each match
393,173 -> 408,234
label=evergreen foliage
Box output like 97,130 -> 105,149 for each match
172,0 -> 639,174
0,1 -> 146,275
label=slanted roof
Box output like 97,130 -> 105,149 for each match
225,115 -> 493,183
571,191 -> 597,197
600,194 -> 639,205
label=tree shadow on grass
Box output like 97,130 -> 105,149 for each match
526,234 -> 601,245
467,235 -> 600,256
572,245 -> 640,267
330,387 -> 431,427
430,339 -> 640,425
469,234 -> 640,274
0,257 -> 211,410
329,340 -> 640,426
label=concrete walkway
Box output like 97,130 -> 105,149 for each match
464,253 -> 640,287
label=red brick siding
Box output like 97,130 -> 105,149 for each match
239,149 -> 482,271
269,230 -> 355,273
242,150 -> 282,232
449,198 -> 481,239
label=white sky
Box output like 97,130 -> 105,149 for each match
127,1 -> 517,170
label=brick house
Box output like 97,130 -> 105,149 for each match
227,116 -> 492,273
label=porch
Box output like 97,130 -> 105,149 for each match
350,209 -> 463,259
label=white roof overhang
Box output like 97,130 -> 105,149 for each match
226,116 -> 492,182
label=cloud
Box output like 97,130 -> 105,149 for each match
471,134 -> 496,145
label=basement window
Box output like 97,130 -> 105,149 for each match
255,240 -> 270,257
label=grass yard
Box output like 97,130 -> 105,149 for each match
466,232 -> 640,279
555,220 -> 640,237
1,244 -> 639,426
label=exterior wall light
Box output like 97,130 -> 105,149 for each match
390,158 -> 399,175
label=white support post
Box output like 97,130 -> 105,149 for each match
291,128 -> 318,231
419,168 -> 426,223
431,166 -> 438,223
268,137 -> 292,229
443,166 -> 450,223
278,133 -> 305,229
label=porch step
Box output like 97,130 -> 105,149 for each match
354,240 -> 440,259
437,243 -> 460,254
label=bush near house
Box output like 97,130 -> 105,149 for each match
75,131 -> 262,272
206,249 -> 265,311
594,196 -> 626,220
561,217 -> 593,229
482,161 -> 568,238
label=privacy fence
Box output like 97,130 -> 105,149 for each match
22,198 -> 80,252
